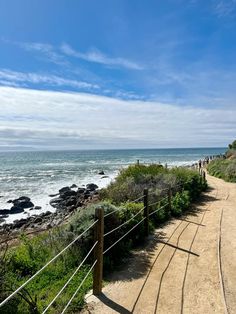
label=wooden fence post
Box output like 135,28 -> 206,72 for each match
93,207 -> 104,295
200,170 -> 203,185
143,188 -> 149,237
202,170 -> 206,183
168,188 -> 172,214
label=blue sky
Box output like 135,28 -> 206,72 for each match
0,0 -> 236,149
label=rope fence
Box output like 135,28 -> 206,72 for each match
103,217 -> 146,255
149,202 -> 169,217
0,220 -> 98,308
42,241 -> 98,313
104,207 -> 144,237
0,169 -> 207,313
61,260 -> 97,314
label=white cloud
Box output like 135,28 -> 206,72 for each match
0,69 -> 99,90
61,43 -> 144,70
0,86 -> 234,150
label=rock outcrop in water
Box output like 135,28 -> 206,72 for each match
0,196 -> 34,216
0,182 -> 100,233
49,183 -> 99,211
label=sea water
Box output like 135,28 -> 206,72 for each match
0,148 -> 225,224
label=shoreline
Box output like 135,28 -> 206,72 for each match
0,171 -> 117,226
0,154 -> 215,230
0,180 -> 106,241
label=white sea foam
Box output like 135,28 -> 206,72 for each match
0,170 -> 117,225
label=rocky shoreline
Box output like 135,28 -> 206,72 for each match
0,182 -> 101,238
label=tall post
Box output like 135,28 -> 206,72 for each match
143,188 -> 149,237
200,170 -> 203,185
202,170 -> 206,183
93,207 -> 104,295
168,188 -> 172,214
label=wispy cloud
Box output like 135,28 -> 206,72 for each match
8,39 -> 144,70
61,43 -> 144,70
212,0 -> 236,17
0,69 -> 99,90
0,86 -> 234,150
20,42 -> 68,66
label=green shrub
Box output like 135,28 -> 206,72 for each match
171,191 -> 191,217
101,164 -> 206,204
208,159 -> 236,182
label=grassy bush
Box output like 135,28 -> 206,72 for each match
208,159 -> 236,182
171,191 -> 191,216
0,226 -> 93,313
101,164 -> 206,204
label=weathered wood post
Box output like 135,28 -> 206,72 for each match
93,207 -> 104,295
168,188 -> 172,214
202,170 -> 206,183
199,169 -> 203,185
143,188 -> 149,236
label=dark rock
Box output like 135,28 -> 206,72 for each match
20,201 -> 34,209
49,193 -> 59,197
84,190 -> 91,199
13,218 -> 27,228
12,197 -> 34,209
0,218 -> 5,223
86,183 -> 98,191
77,188 -> 86,194
67,206 -> 76,212
0,209 -> 10,215
10,206 -> 25,214
65,196 -> 76,206
60,190 -> 77,198
70,184 -> 77,188
50,197 -> 63,207
34,206 -> 42,210
59,187 -> 71,194
84,190 -> 91,195
42,211 -> 52,217
101,175 -> 109,179
34,217 -> 42,224
7,200 -> 13,203
76,200 -> 83,207
98,171 -> 105,175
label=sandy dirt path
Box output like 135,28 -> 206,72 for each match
83,174 -> 236,314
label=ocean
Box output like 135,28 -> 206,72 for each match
0,147 -> 225,224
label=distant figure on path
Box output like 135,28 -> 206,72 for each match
198,160 -> 202,169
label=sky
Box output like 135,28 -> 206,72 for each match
0,0 -> 236,150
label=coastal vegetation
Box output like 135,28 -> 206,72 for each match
0,164 -> 207,313
208,140 -> 236,182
